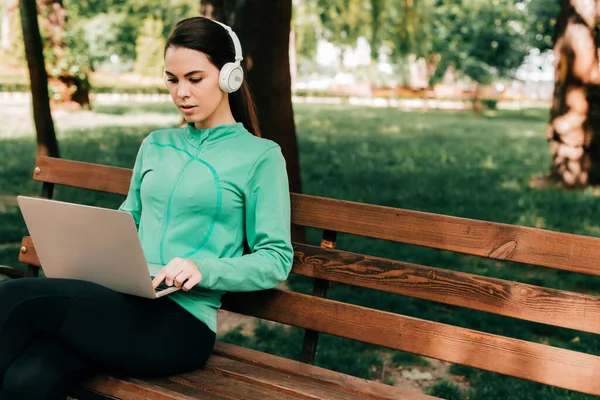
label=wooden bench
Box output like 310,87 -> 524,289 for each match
13,155 -> 600,398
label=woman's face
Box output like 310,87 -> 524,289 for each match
164,46 -> 227,128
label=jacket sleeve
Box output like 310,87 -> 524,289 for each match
193,146 -> 294,292
118,138 -> 147,229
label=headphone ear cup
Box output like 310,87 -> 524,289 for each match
219,62 -> 244,93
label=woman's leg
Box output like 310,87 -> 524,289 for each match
1,338 -> 96,400
0,277 -> 215,386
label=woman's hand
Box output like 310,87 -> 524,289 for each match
152,258 -> 202,292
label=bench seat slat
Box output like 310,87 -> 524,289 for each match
76,342 -> 435,400
293,243 -> 600,335
292,193 -> 600,276
76,375 -> 225,400
222,289 -> 600,396
205,355 -> 360,399
168,369 -> 302,399
212,342 -> 437,400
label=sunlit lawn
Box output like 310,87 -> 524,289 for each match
1,100 -> 599,399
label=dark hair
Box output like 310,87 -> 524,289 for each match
165,17 -> 261,137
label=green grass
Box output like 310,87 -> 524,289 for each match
1,102 -> 599,399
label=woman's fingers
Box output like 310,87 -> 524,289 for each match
173,269 -> 192,288
152,269 -> 166,288
152,258 -> 202,290
182,274 -> 202,291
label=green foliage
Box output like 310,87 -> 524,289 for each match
316,0 -> 370,48
44,24 -> 92,92
428,380 -> 464,400
134,16 -> 166,77
391,351 -> 430,366
525,0 -> 560,51
294,0 -> 539,85
64,0 -> 197,68
481,98 -> 498,110
429,0 -> 531,84
220,323 -> 304,361
293,0 -> 320,61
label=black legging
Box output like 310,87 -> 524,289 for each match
0,278 -> 216,400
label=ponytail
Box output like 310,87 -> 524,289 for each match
230,80 -> 261,137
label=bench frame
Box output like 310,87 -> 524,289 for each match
13,155 -> 600,398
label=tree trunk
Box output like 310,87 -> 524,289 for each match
37,0 -> 90,108
19,0 -> 59,157
233,0 -> 303,235
545,0 -> 600,187
201,0 -> 304,241
199,0 -> 238,24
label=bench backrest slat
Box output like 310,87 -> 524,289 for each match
222,289 -> 600,396
293,243 -> 600,335
34,156 -> 600,276
34,156 -> 131,195
292,193 -> 600,276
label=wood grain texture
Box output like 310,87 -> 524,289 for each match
20,236 -> 600,335
212,342 -> 438,400
168,369 -> 301,400
292,243 -> 600,334
18,236 -> 40,266
31,157 -> 600,276
34,156 -> 131,195
222,289 -> 600,396
204,355 -> 361,399
291,193 -> 600,276
77,375 -> 223,400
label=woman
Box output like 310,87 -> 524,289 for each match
0,16 -> 293,399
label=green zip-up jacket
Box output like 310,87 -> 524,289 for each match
119,122 -> 293,333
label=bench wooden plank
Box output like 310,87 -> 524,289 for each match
168,369 -> 302,399
18,236 -> 39,266
206,355 -> 366,399
26,234 -> 600,337
31,157 -> 600,276
292,193 -> 600,276
20,234 -> 600,341
222,289 -> 600,396
293,243 -> 600,335
212,342 -> 437,400
34,156 -> 131,195
77,375 -> 226,400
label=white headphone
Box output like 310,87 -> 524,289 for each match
211,20 -> 244,93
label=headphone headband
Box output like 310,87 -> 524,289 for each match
211,20 -> 243,64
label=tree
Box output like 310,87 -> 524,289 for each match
200,0 -> 303,240
38,0 -> 91,108
134,15 -> 166,77
539,0 -> 600,187
19,0 -> 59,158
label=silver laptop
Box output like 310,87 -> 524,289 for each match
17,196 -> 180,299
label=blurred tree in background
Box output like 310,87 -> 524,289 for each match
6,0 -> 600,188
0,0 -> 25,68
542,0 -> 600,188
133,16 -> 165,77
38,0 -> 91,108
